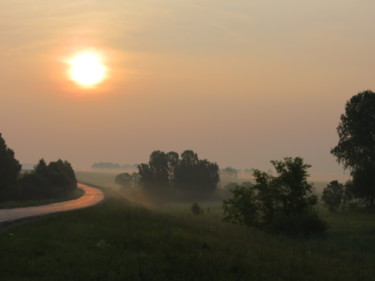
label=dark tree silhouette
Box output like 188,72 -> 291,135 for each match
331,90 -> 375,205
351,162 -> 375,206
138,150 -> 169,190
0,133 -> 21,198
137,150 -> 220,194
18,159 -> 77,200
322,180 -> 344,211
173,150 -> 219,193
331,90 -> 375,170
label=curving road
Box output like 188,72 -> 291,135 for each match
0,183 -> 104,224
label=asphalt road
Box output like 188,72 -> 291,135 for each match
0,183 -> 104,224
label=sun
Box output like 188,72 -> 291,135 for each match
68,52 -> 107,87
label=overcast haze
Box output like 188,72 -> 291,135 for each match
1,0 -> 374,179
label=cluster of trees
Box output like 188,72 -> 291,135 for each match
16,159 -> 77,200
92,162 -> 137,170
0,133 -> 77,202
223,157 -> 327,235
329,90 -> 375,207
117,150 -> 220,194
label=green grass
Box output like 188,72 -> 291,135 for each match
0,188 -> 84,209
0,172 -> 374,280
0,190 -> 374,280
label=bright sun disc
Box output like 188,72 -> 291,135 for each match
69,53 -> 107,86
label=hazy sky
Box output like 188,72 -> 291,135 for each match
1,0 -> 374,179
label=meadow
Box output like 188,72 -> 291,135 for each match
0,171 -> 373,281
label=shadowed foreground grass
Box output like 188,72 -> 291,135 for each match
0,188 -> 374,281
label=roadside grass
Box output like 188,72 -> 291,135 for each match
0,185 -> 374,280
0,188 -> 84,209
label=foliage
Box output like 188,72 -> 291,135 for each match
137,149 -> 220,194
223,157 -> 325,235
115,172 -> 139,188
0,133 -> 21,197
0,134 -> 77,202
322,180 -> 344,210
191,202 -> 203,215
331,90 -> 375,206
223,185 -> 260,226
350,161 -> 375,206
174,150 -> 220,193
138,150 -> 169,190
16,159 -> 77,201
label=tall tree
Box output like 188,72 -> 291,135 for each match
174,150 -> 219,193
138,150 -> 169,189
0,133 -> 21,193
331,90 -> 375,205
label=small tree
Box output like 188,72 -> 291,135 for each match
322,180 -> 344,211
223,185 -> 260,226
115,172 -> 139,188
223,157 -> 326,235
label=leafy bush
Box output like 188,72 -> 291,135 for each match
223,157 -> 326,236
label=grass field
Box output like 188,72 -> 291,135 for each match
0,172 -> 373,280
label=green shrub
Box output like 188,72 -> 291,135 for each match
223,157 -> 327,236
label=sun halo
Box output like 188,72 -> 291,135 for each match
68,52 -> 107,87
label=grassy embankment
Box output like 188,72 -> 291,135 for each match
0,171 -> 374,281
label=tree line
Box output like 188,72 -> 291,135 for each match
116,150 -> 220,195
0,134 -> 77,202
